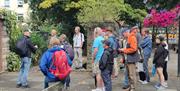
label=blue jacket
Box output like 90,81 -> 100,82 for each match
39,46 -> 72,79
140,36 -> 152,57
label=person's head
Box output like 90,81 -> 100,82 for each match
49,37 -> 60,48
156,36 -> 165,45
141,28 -> 149,36
51,29 -> 57,36
121,28 -> 130,38
105,26 -> 114,36
24,30 -> 31,37
59,34 -> 67,42
130,26 -> 139,34
74,26 -> 80,34
102,40 -> 110,49
94,27 -> 103,36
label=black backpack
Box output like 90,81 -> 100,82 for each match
15,37 -> 27,56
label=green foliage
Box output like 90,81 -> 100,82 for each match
66,0 -> 126,24
30,32 -> 48,65
6,52 -> 21,72
0,9 -> 23,52
39,0 -> 58,8
146,0 -> 179,10
65,0 -> 147,26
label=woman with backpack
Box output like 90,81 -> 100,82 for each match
153,36 -> 169,90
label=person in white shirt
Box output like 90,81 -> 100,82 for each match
73,26 -> 85,69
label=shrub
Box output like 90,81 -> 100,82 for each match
6,52 -> 21,72
30,32 -> 48,65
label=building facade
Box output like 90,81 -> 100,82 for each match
0,0 -> 30,21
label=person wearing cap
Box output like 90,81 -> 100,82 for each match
120,28 -> 130,89
92,27 -> 104,91
105,26 -> 119,78
153,36 -> 169,90
16,30 -> 37,88
99,40 -> 114,91
119,26 -> 140,91
140,28 -> 152,84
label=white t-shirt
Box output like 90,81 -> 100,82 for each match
164,41 -> 169,61
73,33 -> 84,47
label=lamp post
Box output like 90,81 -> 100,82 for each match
178,16 -> 180,77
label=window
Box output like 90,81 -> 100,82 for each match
17,0 -> 24,7
4,0 -> 10,7
17,14 -> 24,22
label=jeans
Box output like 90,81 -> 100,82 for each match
143,55 -> 150,82
101,69 -> 112,91
44,75 -> 70,89
17,57 -> 31,86
74,48 -> 83,68
123,66 -> 129,86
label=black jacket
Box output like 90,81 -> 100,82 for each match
99,47 -> 114,71
153,44 -> 168,65
21,36 -> 37,58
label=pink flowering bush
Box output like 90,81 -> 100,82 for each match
143,5 -> 179,27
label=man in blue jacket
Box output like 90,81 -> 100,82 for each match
39,38 -> 70,89
140,28 -> 152,83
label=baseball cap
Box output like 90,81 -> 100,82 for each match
102,40 -> 111,46
106,26 -> 114,32
121,28 -> 130,35
158,36 -> 165,42
130,26 -> 139,32
24,29 -> 32,33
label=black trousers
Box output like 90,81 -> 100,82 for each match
163,61 -> 168,81
139,71 -> 146,81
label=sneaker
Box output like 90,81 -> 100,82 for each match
22,85 -> 30,88
16,84 -> 21,88
142,81 -> 148,85
157,85 -> 166,90
163,82 -> 168,88
122,85 -> 129,89
138,80 -> 143,83
154,83 -> 161,88
92,88 -> 102,91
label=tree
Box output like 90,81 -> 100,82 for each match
65,0 -> 147,26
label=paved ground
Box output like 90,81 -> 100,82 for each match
0,50 -> 180,91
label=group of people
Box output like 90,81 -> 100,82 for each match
15,26 -> 85,90
15,25 -> 169,91
91,26 -> 169,91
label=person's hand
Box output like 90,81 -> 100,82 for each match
34,45 -> 38,49
119,58 -> 124,63
118,48 -> 124,53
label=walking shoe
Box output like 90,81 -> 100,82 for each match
154,83 -> 161,88
138,80 -> 143,83
122,85 -> 130,89
157,85 -> 166,90
163,82 -> 168,88
22,85 -> 30,88
16,84 -> 21,88
142,81 -> 148,85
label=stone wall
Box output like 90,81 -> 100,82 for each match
0,20 -> 9,73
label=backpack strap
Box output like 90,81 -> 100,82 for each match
49,53 -> 56,69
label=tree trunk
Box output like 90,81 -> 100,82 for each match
166,27 -> 169,44
178,16 -> 180,77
